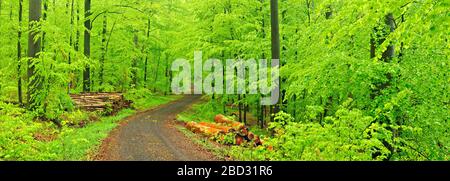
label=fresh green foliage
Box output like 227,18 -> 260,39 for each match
0,0 -> 448,161
0,95 -> 178,161
177,0 -> 449,161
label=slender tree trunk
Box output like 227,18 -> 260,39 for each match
99,14 -> 107,89
42,0 -> 48,51
144,18 -> 150,87
399,14 -> 405,59
153,49 -> 161,92
259,0 -> 266,128
323,5 -> 333,118
243,94 -> 247,124
28,0 -> 42,110
165,54 -> 171,95
68,0 -> 74,93
270,0 -> 281,117
369,13 -> 396,160
17,0 -> 23,105
280,0 -> 288,112
83,0 -> 91,92
306,0 -> 311,25
292,95 -> 297,117
382,13 -> 395,62
221,51 -> 226,114
71,1 -> 80,90
132,33 -> 139,88
75,2 -> 80,52
238,94 -> 242,123
370,13 -> 396,99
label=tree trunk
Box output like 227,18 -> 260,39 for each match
17,0 -> 23,105
221,51 -> 226,114
280,0 -> 288,112
99,14 -> 107,89
259,0 -> 266,128
75,2 -> 80,52
68,0 -> 74,93
371,13 -> 395,61
382,13 -> 395,62
370,13 -> 396,99
164,54 -> 171,95
238,94 -> 242,123
28,0 -> 42,110
153,49 -> 161,92
83,0 -> 91,92
9,2 -> 12,20
270,0 -> 281,117
399,14 -> 405,59
243,94 -> 247,124
132,33 -> 139,88
306,0 -> 312,25
42,0 -> 48,51
323,5 -> 333,118
144,18 -> 150,87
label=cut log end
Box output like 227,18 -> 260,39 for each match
70,92 -> 131,115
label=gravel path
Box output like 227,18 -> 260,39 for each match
95,95 -> 218,161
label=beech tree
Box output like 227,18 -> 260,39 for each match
83,0 -> 91,92
27,0 -> 42,110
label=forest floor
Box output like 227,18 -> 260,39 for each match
94,95 -> 219,161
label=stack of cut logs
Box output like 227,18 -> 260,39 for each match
70,93 -> 131,114
185,114 -> 262,146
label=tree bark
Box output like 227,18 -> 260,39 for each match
99,14 -> 107,88
132,33 -> 139,88
83,0 -> 91,92
259,0 -> 266,128
68,0 -> 75,93
371,13 -> 395,61
370,13 -> 396,99
270,0 -> 281,117
243,94 -> 247,124
75,1 -> 80,52
144,18 -> 150,87
382,13 -> 395,62
153,49 -> 161,92
42,0 -> 48,51
17,0 -> 23,105
164,54 -> 171,95
28,0 -> 42,110
238,94 -> 242,123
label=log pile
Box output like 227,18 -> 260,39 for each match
185,114 -> 263,146
70,93 -> 131,114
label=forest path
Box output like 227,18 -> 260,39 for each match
94,95 -> 219,161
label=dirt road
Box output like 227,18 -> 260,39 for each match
95,95 -> 218,161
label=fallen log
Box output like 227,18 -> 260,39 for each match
214,114 -> 245,130
70,92 -> 131,114
198,122 -> 235,133
186,122 -> 224,137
